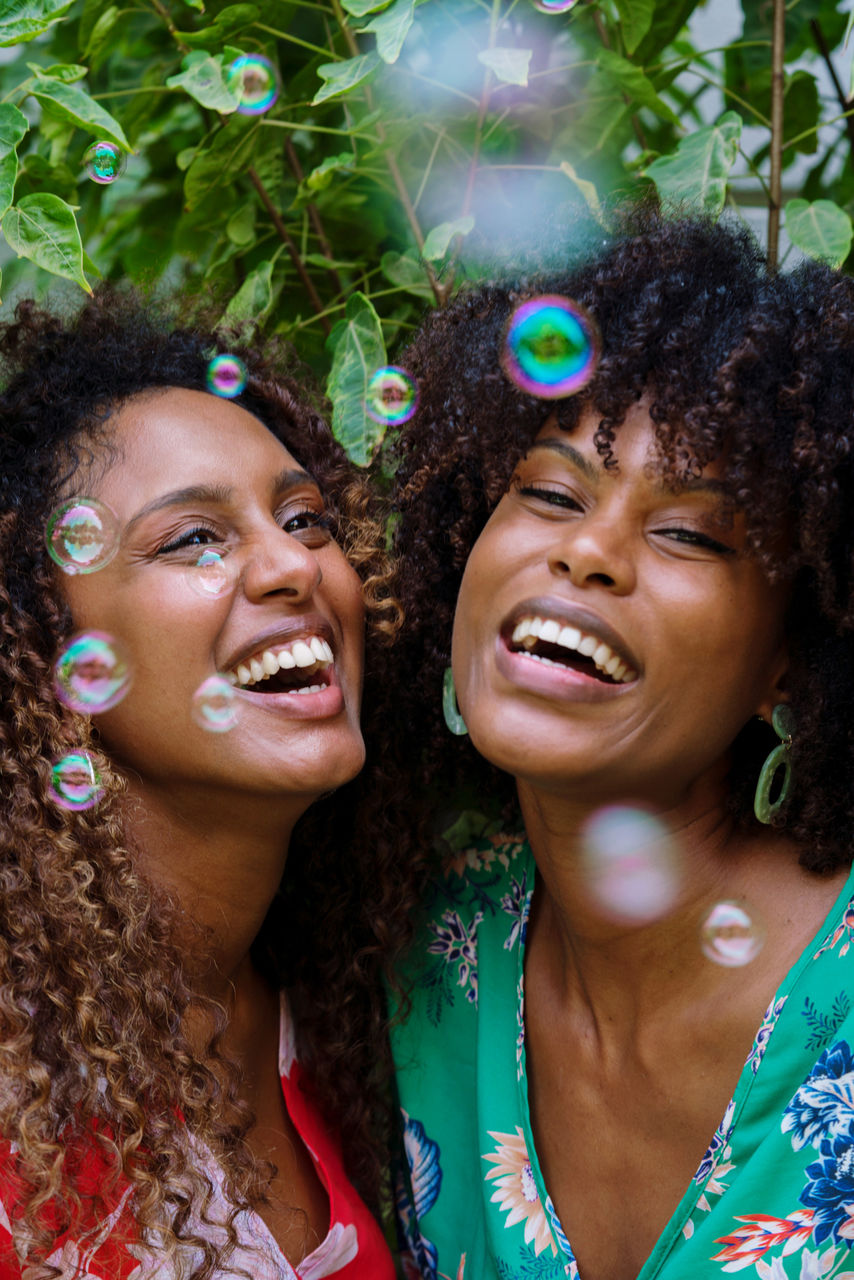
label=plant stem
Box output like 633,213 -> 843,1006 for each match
594,10 -> 648,152
810,19 -> 854,153
282,137 -> 344,296
247,166 -> 331,334
767,0 -> 785,269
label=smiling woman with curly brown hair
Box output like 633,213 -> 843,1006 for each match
0,290 -> 401,1280
385,214 -> 854,1280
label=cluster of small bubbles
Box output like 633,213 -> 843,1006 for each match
226,55 -> 280,115
579,805 -> 681,926
532,0 -> 579,11
185,549 -> 232,599
365,366 -> 419,425
192,675 -> 240,733
46,497 -> 120,576
48,752 -> 104,812
700,901 -> 766,967
207,354 -> 247,399
54,631 -> 133,714
82,140 -> 126,184
502,295 -> 600,399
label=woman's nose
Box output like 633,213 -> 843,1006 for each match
547,512 -> 636,594
242,525 -> 323,602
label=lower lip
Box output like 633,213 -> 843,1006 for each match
232,668 -> 346,721
495,638 -> 637,704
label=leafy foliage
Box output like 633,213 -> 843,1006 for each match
0,0 -> 852,462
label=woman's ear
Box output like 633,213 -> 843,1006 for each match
755,646 -> 789,724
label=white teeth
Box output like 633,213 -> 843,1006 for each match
295,682 -> 328,695
509,615 -> 636,684
237,663 -> 251,685
261,649 -> 279,675
291,641 -> 315,668
230,635 -> 334,686
277,649 -> 296,669
309,637 -> 329,662
249,658 -> 264,682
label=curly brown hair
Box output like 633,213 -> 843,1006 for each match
0,287 -> 400,1278
381,210 -> 854,894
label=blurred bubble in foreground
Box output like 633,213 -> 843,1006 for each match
83,140 -> 126,184
226,55 -> 280,115
533,0 -> 580,11
579,805 -> 680,925
207,354 -> 247,399
700,901 -> 766,967
365,366 -> 419,425
49,752 -> 104,811
502,295 -> 600,399
54,632 -> 133,714
46,498 -> 120,576
192,674 -> 240,732
186,549 -> 232,599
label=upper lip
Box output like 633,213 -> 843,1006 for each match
223,614 -> 336,674
500,597 -> 641,674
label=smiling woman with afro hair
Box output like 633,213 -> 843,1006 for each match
383,211 -> 854,1280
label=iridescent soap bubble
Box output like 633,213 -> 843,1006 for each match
700,901 -> 766,967
207,354 -> 247,399
226,55 -> 280,115
83,140 -> 126,184
532,0 -> 579,11
365,366 -> 419,425
48,752 -> 104,812
185,549 -> 232,599
579,805 -> 681,926
502,295 -> 600,399
192,675 -> 239,732
46,498 -> 120,576
54,632 -> 133,714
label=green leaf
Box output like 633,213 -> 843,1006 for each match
219,259 -> 275,332
29,62 -> 88,83
785,199 -> 854,268
305,152 -> 355,191
2,193 -> 90,292
477,47 -> 532,87
177,5 -> 260,49
226,201 -> 256,246
380,249 -> 433,297
644,111 -> 742,217
559,161 -> 602,220
180,0 -> 205,10
0,104 -> 29,221
596,48 -> 681,128
613,0 -> 655,55
422,215 -> 475,260
0,0 -> 75,45
341,0 -> 390,14
325,292 -> 388,466
361,0 -> 415,64
166,52 -> 240,113
29,77 -> 131,151
81,5 -> 119,58
313,53 -> 381,105
184,119 -> 258,209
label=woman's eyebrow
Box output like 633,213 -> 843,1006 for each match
527,437 -> 727,496
125,468 -> 314,532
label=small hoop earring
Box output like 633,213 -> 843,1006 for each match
754,703 -> 795,825
442,667 -> 468,736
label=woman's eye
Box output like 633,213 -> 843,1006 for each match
158,527 -> 220,555
515,482 -> 583,511
657,527 -> 734,555
281,508 -> 334,545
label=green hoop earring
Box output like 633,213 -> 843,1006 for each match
753,703 -> 795,825
442,667 -> 468,736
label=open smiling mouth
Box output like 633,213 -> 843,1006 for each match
507,616 -> 637,685
228,636 -> 334,695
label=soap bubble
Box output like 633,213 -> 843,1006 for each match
226,55 -> 279,115
206,354 -> 247,399
579,805 -> 680,925
502,295 -> 600,399
83,140 -> 126,184
700,901 -> 766,967
46,498 -> 120,576
54,632 -> 133,714
48,752 -> 104,811
532,0 -> 579,10
192,675 -> 240,732
365,366 -> 419,425
185,549 -> 232,599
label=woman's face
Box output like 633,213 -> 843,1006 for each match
452,403 -> 790,809
58,387 -> 366,802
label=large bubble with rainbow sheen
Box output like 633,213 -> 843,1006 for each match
186,548 -> 232,599
700,900 -> 766,967
46,497 -> 120,576
532,0 -> 580,11
502,295 -> 600,399
54,632 -> 133,714
49,752 -> 104,811
226,55 -> 280,115
192,674 -> 240,732
365,366 -> 419,425
579,805 -> 681,926
83,140 -> 126,184
207,354 -> 247,399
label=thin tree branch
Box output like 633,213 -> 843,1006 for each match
767,0 -> 785,269
593,10 -> 648,152
810,19 -> 854,154
282,137 -> 344,296
247,167 -> 331,334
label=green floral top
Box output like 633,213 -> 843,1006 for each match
389,832 -> 854,1280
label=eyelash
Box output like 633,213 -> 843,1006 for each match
515,484 -> 734,555
157,509 -> 333,555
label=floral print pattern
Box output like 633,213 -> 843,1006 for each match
483,1128 -> 558,1258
